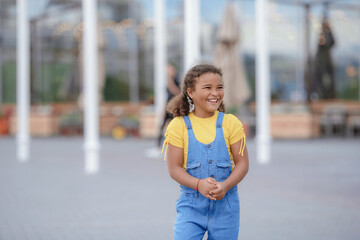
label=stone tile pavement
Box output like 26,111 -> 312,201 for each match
0,137 -> 359,240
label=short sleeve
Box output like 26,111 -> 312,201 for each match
224,114 -> 246,156
164,117 -> 184,149
225,114 -> 245,145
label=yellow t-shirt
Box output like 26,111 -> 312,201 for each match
164,111 -> 246,169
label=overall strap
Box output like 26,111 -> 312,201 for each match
183,115 -> 192,130
216,112 -> 225,128
183,115 -> 197,143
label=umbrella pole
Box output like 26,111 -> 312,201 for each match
304,3 -> 312,102
358,11 -> 360,102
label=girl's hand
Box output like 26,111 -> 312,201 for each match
198,177 -> 218,200
209,182 -> 228,200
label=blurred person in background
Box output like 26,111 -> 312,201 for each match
313,17 -> 336,100
157,63 -> 181,148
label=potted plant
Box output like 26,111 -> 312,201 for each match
0,108 -> 10,135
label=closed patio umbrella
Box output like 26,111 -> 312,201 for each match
214,2 -> 251,109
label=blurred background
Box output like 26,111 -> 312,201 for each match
0,0 -> 359,139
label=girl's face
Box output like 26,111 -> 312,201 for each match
187,72 -> 224,118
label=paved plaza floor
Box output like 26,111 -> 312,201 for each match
0,137 -> 359,240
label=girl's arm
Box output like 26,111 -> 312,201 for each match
166,143 -> 217,200
210,140 -> 249,200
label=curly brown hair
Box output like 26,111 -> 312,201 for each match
167,64 -> 225,117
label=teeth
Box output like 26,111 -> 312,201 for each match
208,99 -> 217,102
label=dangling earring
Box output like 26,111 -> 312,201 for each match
187,95 -> 194,112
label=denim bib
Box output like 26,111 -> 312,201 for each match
180,112 -> 234,194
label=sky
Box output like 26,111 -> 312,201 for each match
28,0 -> 48,18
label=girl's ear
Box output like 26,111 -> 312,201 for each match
187,88 -> 194,99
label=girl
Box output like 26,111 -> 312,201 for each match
163,64 -> 249,240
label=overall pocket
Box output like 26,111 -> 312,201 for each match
186,161 -> 201,178
216,162 -> 232,182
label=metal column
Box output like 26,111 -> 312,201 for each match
16,0 -> 30,162
256,0 -> 271,164
154,0 -> 167,130
184,0 -> 200,71
82,0 -> 100,174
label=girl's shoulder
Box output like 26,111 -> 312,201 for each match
167,116 -> 186,130
223,113 -> 243,125
223,113 -> 246,143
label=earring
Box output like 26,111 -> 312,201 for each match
187,96 -> 194,112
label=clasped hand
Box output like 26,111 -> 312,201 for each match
198,177 -> 228,201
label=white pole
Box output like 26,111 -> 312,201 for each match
154,0 -> 166,131
16,0 -> 30,162
82,0 -> 100,174
184,0 -> 200,71
255,0 -> 271,164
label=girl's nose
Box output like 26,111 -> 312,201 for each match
211,88 -> 219,96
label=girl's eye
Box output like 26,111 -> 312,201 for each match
218,86 -> 223,89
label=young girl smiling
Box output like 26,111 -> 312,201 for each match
163,64 -> 249,240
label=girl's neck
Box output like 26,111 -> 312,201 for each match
192,110 -> 217,119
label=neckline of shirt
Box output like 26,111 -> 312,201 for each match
189,111 -> 219,121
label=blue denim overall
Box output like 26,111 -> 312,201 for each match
174,112 -> 240,240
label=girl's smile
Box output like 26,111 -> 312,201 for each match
187,72 -> 224,118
